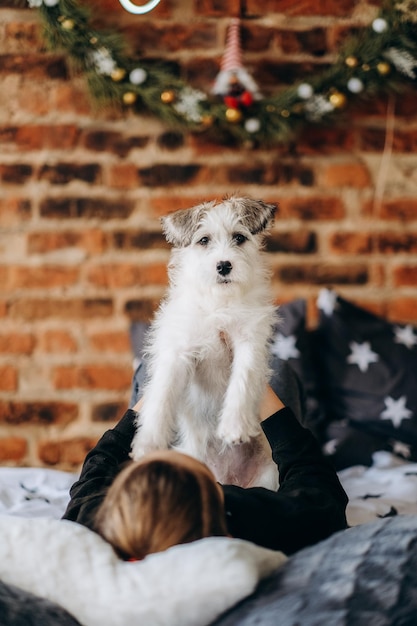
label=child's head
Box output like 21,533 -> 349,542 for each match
94,450 -> 228,560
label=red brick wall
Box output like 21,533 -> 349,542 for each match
1,0 -> 417,469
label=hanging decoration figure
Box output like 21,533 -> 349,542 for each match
212,18 -> 262,121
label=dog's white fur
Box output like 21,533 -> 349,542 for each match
131,196 -> 278,489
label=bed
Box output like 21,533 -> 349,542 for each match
1,289 -> 417,625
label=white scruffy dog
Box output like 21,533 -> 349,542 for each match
131,196 -> 278,489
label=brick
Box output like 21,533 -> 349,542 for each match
50,83 -> 92,116
387,298 -> 417,324
245,0 -> 356,16
0,365 -> 18,391
0,163 -> 33,184
39,197 -> 135,219
279,27 -> 328,56
227,163 -> 270,185
280,197 -> 345,220
377,199 -> 417,221
393,265 -> 417,287
377,232 -> 417,253
92,402 -> 127,422
150,195 -> 218,217
38,330 -> 77,353
53,364 -> 132,391
0,402 -> 78,425
329,232 -> 374,254
39,163 -> 101,185
0,54 -> 67,79
0,198 -> 31,225
253,60 -> 331,89
157,131 -> 185,150
124,22 -> 217,53
27,229 -> 106,255
7,298 -> 114,320
138,164 -> 201,187
4,22 -> 40,52
276,263 -> 368,285
1,265 -> 79,290
360,128 -> 417,153
124,299 -> 160,322
111,230 -> 167,251
107,163 -> 139,189
82,130 -> 149,156
271,164 -> 315,186
38,437 -> 97,467
194,0 -> 240,17
88,331 -> 131,353
295,127 -> 356,154
266,231 -> 317,254
238,25 -> 275,53
87,263 -> 168,288
320,163 -> 371,188
0,437 -> 27,462
0,333 -> 35,355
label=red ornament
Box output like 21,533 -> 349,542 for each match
224,95 -> 240,109
240,91 -> 254,107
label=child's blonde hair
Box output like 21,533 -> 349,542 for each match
94,453 -> 228,560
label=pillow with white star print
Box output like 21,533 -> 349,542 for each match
315,289 -> 417,466
271,298 -> 327,439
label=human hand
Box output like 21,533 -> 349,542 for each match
259,385 -> 285,422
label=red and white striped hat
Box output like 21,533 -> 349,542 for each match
221,18 -> 243,72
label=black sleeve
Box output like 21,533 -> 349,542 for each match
61,409 -> 138,529
222,407 -> 348,555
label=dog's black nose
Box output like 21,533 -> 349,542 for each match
216,261 -> 232,276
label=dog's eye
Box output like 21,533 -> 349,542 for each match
233,233 -> 247,246
197,236 -> 210,246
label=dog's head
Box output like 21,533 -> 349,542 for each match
161,197 -> 276,248
161,196 -> 276,289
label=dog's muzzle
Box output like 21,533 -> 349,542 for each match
216,261 -> 232,277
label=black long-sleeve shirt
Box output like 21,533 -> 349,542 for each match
62,407 -> 348,555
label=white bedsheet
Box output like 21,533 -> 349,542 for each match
1,453 -> 417,526
0,467 -> 77,519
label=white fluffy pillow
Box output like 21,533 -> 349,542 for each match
0,514 -> 286,626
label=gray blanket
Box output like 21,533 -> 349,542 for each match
0,580 -> 81,626
212,515 -> 417,625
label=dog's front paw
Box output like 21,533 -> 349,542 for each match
130,431 -> 164,460
216,422 -> 252,446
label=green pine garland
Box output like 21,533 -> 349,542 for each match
29,0 -> 417,146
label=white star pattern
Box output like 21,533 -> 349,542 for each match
394,324 -> 417,349
347,341 -> 379,372
270,333 -> 300,360
317,288 -> 337,316
381,396 -> 412,428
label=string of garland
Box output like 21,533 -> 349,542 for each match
28,0 -> 417,146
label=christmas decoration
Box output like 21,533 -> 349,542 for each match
28,0 -> 417,146
212,18 -> 261,120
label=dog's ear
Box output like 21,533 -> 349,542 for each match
232,197 -> 277,235
161,205 -> 207,247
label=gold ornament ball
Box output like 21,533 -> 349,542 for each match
200,115 -> 214,127
345,56 -> 359,68
160,90 -> 176,104
377,61 -> 391,75
61,18 -> 75,30
123,92 -> 137,105
329,91 -> 347,108
225,108 -> 243,123
111,68 -> 127,82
